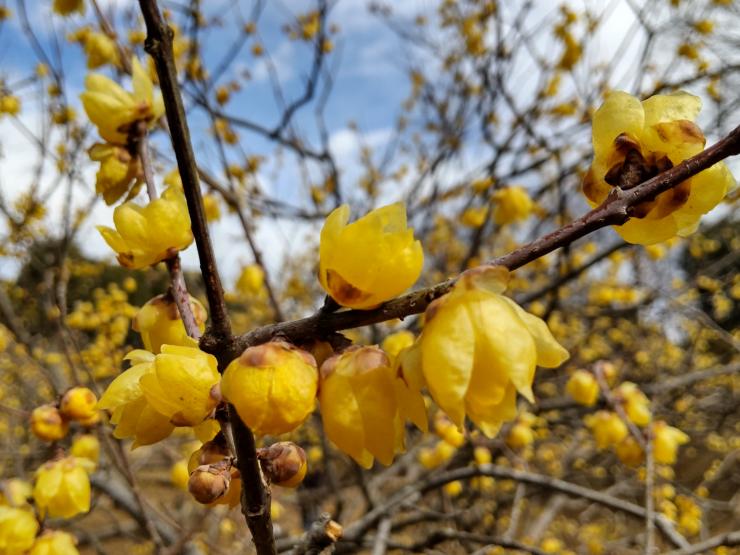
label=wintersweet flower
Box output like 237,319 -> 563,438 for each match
565,369 -> 600,406
133,293 -> 207,353
318,202 -> 423,309
29,531 -> 80,555
97,350 -> 174,447
0,506 -> 38,554
70,435 -> 100,469
97,186 -> 193,269
319,346 -> 404,467
615,382 -> 651,427
491,186 -> 533,225
60,386 -> 98,422
139,345 -> 220,427
236,264 -> 265,296
81,31 -> 119,69
0,95 -> 20,116
221,341 -> 318,436
616,436 -> 645,467
416,266 -> 569,436
583,90 -> 734,244
53,0 -> 85,16
33,457 -> 91,519
88,143 -> 142,205
653,421 -> 689,464
0,479 -> 32,507
585,411 -> 628,449
30,404 -> 68,441
80,57 -> 164,144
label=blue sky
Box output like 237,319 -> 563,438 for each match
0,0 -> 734,287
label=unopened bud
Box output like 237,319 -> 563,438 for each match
258,441 -> 307,488
30,404 -> 68,441
187,432 -> 230,473
59,387 -> 98,421
188,461 -> 231,504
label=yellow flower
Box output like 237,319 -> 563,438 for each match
70,435 -> 100,469
97,350 -> 174,447
140,345 -> 220,427
616,382 -> 651,427
132,293 -> 207,353
0,479 -> 32,508
203,194 -> 221,221
60,386 -> 98,422
585,411 -> 628,449
616,436 -> 644,467
492,186 -> 533,225
583,90 -> 734,244
171,461 -> 189,490
565,370 -> 600,406
417,266 -> 568,436
34,457 -> 91,519
30,404 -> 68,441
318,203 -> 423,309
53,0 -> 85,16
97,186 -> 194,269
461,206 -> 487,228
0,95 -> 20,116
83,32 -> 118,69
0,506 -> 38,554
653,421 -> 689,465
473,446 -> 492,465
221,341 -> 318,436
29,531 -> 79,555
506,419 -> 535,449
236,264 -> 265,296
381,330 -> 415,359
88,143 -> 142,205
80,57 -> 164,144
319,346 -> 404,467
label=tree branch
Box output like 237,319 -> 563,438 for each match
231,123 -> 740,356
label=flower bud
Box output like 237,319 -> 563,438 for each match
0,506 -> 39,554
70,435 -> 100,469
188,462 -> 231,505
221,341 -> 318,437
59,387 -> 98,422
133,294 -> 207,353
565,370 -> 600,406
187,433 -> 231,473
30,404 -> 68,441
258,442 -> 308,488
29,530 -> 79,555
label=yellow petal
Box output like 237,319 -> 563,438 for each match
592,91 -> 644,159
420,297 -> 475,428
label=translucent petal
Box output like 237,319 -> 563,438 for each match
592,91 -> 644,159
420,298 -> 475,428
500,297 -> 569,368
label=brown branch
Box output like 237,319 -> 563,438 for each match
229,404 -> 276,555
231,123 -> 740,356
139,0 -> 231,343
341,464 -> 688,549
137,3 -> 275,554
165,256 -> 202,339
662,530 -> 740,555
